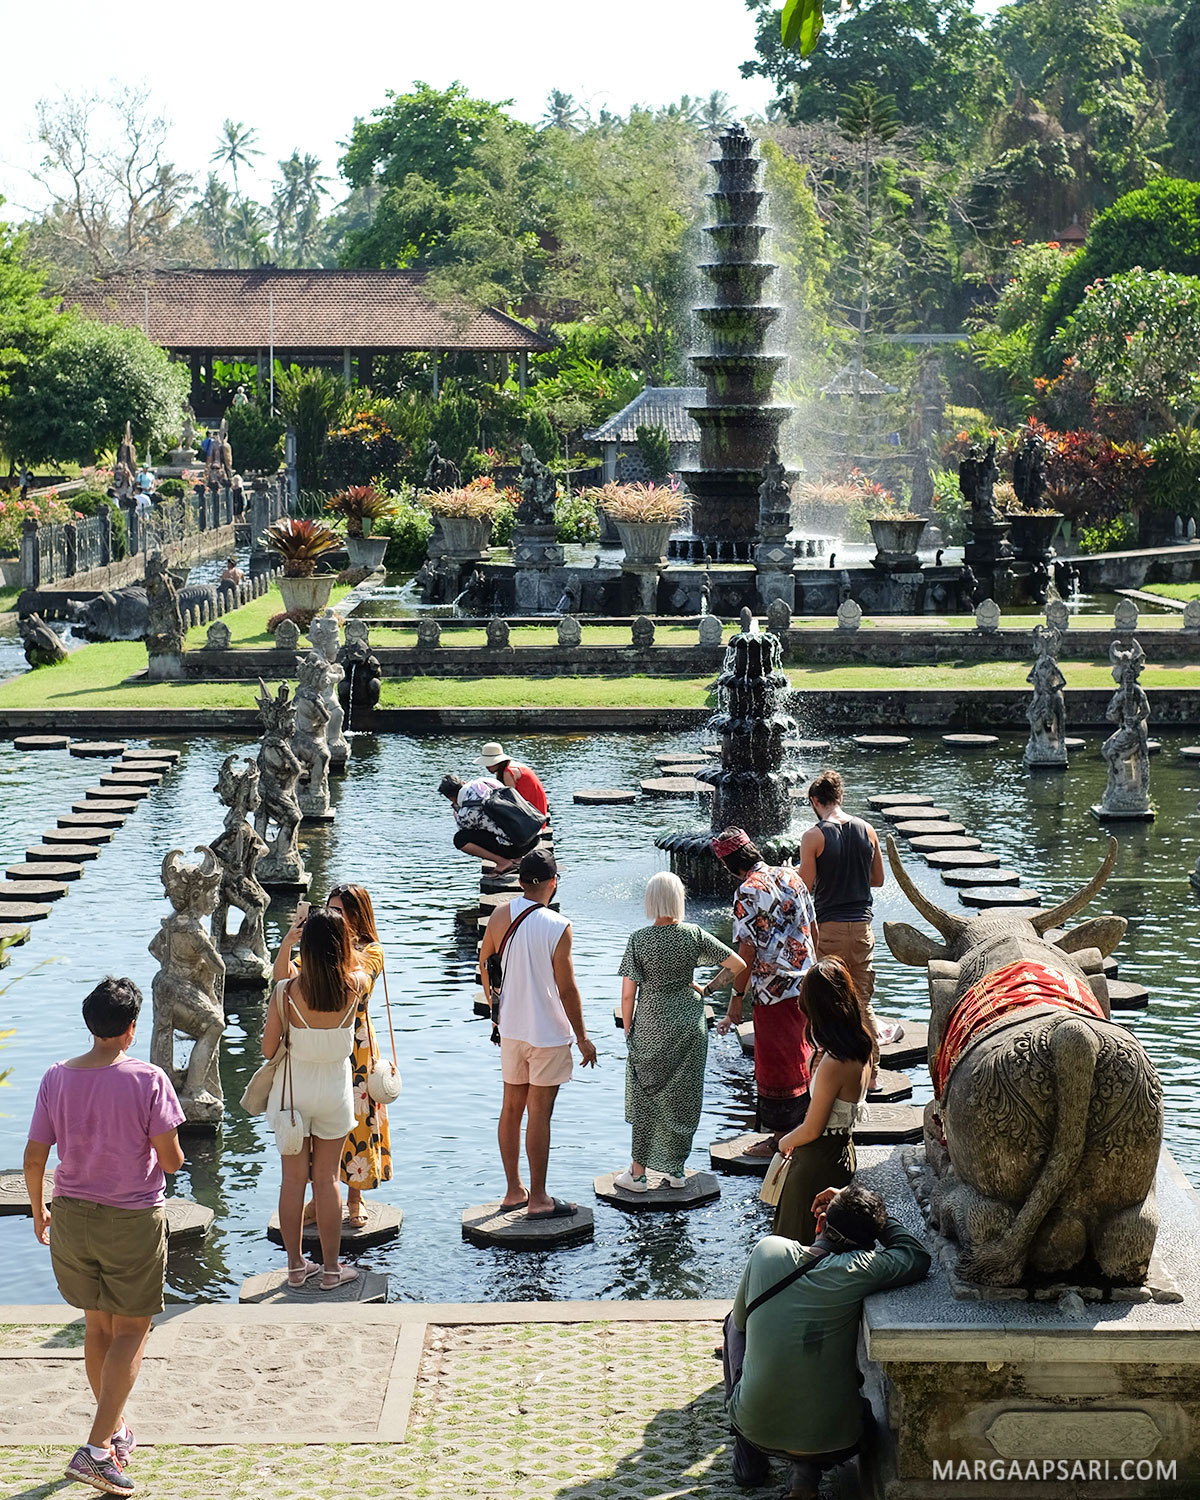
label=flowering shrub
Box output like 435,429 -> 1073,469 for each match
0,492 -> 80,555
324,411 -> 406,488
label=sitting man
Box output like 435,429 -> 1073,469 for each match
439,772 -> 545,872
724,1183 -> 930,1499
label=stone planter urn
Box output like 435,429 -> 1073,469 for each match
278,574 -> 335,614
438,515 -> 493,560
344,534 -> 390,572
1008,512 -> 1062,562
615,521 -> 674,565
868,516 -> 927,571
0,557 -> 21,588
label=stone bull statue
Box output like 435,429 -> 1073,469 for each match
885,835 -> 1162,1288
70,583 -> 218,641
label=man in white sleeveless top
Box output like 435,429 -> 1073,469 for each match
479,849 -> 597,1219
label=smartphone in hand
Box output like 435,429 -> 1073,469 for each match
294,900 -> 311,927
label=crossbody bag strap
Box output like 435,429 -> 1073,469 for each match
743,1246 -> 830,1318
489,901 -> 541,1039
378,958 -> 398,1069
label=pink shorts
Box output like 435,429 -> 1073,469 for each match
500,1037 -> 573,1087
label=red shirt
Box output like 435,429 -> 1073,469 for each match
502,761 -> 548,815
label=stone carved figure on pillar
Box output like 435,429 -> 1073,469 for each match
959,438 -> 1002,526
423,439 -> 460,492
308,610 -> 347,768
254,680 -> 308,888
292,651 -> 333,820
1012,425 -> 1048,511
518,442 -> 558,527
210,755 -> 272,986
1024,625 -> 1068,768
336,619 -> 382,720
757,450 -> 790,522
145,550 -> 185,680
180,404 -> 198,452
149,846 -> 226,1126
1098,637 -> 1153,817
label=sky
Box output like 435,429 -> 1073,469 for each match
0,0 -> 775,218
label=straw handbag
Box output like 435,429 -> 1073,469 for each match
366,963 -> 402,1105
758,1151 -> 791,1207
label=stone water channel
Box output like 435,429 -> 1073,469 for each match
1,728 -> 1198,1305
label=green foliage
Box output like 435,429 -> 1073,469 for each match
156,478 -> 187,499
970,243 -> 1076,414
758,141 -> 831,352
1077,513 -> 1138,551
782,0 -> 825,56
430,384 -> 481,467
1145,428 -> 1200,517
931,467 -> 966,542
634,424 -> 671,480
553,490 -> 601,544
369,489 -> 433,570
72,489 -> 129,560
6,317 -> 189,465
323,410 -> 406,488
1172,0 -> 1200,176
276,366 -> 348,490
0,208 -> 64,459
225,399 -> 285,473
525,406 -> 557,463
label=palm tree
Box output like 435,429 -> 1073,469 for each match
196,172 -> 232,259
228,196 -> 270,268
700,91 -> 734,132
541,90 -> 584,132
211,119 -> 263,199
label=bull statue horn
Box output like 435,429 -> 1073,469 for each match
885,835 -> 968,943
1031,837 -> 1119,936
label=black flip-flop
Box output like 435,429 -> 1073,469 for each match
500,1196 -> 529,1213
526,1197 -> 577,1220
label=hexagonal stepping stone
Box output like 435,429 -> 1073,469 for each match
1180,745 -> 1200,761
0,924 -> 32,948
654,751 -> 703,766
117,759 -> 174,775
0,901 -> 50,922
701,744 -> 722,755
42,826 -> 114,846
0,879 -> 67,902
13,735 -> 69,751
940,866 -> 1020,887
573,788 -> 637,805
857,1104 -> 924,1144
240,1268 -> 388,1304
1108,978 -> 1149,1010
880,805 -> 953,823
868,1068 -> 913,1104
1147,739 -> 1162,754
461,1200 -> 594,1249
868,793 -> 934,810
923,849 -> 1001,870
1065,737 -> 1087,751
894,820 -> 967,838
69,741 -> 127,759
658,761 -> 711,777
640,777 -> 712,797
58,811 -> 126,830
75,799 -> 139,815
123,746 -> 180,763
709,1134 -> 772,1176
26,843 -> 99,863
594,1169 -> 720,1210
909,834 -> 983,853
7,860 -> 82,882
942,733 -> 999,750
958,886 -> 1042,908
735,1020 -> 755,1055
267,1201 -> 402,1251
878,1019 -> 928,1070
87,782 -> 149,800
100,770 -> 161,788
853,735 -> 912,749
163,1199 -> 215,1242
784,739 -> 832,755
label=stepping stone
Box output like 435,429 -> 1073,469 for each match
239,1268 -> 388,1304
853,735 -> 912,749
0,879 -> 68,902
709,1134 -> 772,1176
69,740 -> 127,759
857,1104 -> 924,1144
959,886 -> 1043,908
1180,746 -> 1200,761
0,901 -> 50,922
42,826 -> 114,845
879,805 -> 953,824
13,735 -> 68,751
461,1200 -> 594,1249
909,834 -> 983,853
658,761 -> 711,777
573,789 -> 637,805
736,1020 -> 755,1055
923,849 -> 1001,870
1147,739 -> 1162,754
942,733 -> 999,750
640,777 -> 712,797
655,751 -> 703,766
868,793 -> 934,809
100,771 -> 161,788
87,782 -> 149,800
117,759 -> 174,775
940,866 -> 1020,887
58,811 -> 126,830
594,1169 -> 720,1211
1065,737 -> 1086,751
701,744 -> 722,755
26,843 -> 100,863
75,799 -> 138,815
7,860 -> 82,882
163,1199 -> 215,1242
122,746 -> 180,764
266,1202 -> 403,1251
1108,978 -> 1149,1010
894,820 -> 967,838
868,1069 -> 913,1104
0,924 -> 32,947
784,739 -> 832,755
879,1019 -> 928,1070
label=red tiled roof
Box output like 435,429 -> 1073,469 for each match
63,269 -> 552,353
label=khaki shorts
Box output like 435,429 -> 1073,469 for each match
500,1038 -> 573,1087
49,1196 -> 167,1318
816,921 -> 876,1006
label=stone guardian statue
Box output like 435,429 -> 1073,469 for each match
210,755 -> 272,987
307,610 -> 348,768
1095,636 -> 1153,819
254,680 -> 309,889
1023,624 -> 1068,768
291,651 -> 333,821
144,550 -> 185,681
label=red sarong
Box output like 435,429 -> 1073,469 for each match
753,1002 -> 813,1099
931,958 -> 1105,1099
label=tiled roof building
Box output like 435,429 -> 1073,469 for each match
584,386 -> 704,484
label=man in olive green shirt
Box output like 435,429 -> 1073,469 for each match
725,1183 -> 930,1498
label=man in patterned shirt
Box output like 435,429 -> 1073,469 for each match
712,827 -> 818,1158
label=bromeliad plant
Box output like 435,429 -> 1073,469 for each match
324,485 -> 396,538
588,481 -> 686,525
429,478 -> 513,520
261,517 -> 341,577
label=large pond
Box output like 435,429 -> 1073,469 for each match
2,729 -> 1198,1305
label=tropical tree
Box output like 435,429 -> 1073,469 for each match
0,208 -> 64,465
194,172 -> 232,260
211,119 -> 263,200
271,151 -> 330,264
699,91 -> 735,132
541,90 -> 585,132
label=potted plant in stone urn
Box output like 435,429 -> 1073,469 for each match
263,517 -> 342,613
324,485 -> 396,571
429,484 -> 503,559
867,512 -> 928,569
596,482 -> 686,564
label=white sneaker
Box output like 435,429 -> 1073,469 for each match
614,1169 -> 649,1193
661,1174 -> 688,1189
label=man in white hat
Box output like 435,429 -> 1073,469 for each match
477,742 -> 549,816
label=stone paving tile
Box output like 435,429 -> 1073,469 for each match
0,1322 -> 84,1354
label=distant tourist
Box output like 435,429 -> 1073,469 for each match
266,904 -> 366,1290
772,959 -> 873,1243
478,848 -> 596,1219
220,556 -> 244,590
477,740 -> 549,816
723,1184 -> 930,1496
24,977 -> 185,1496
439,771 -> 546,873
613,872 -> 745,1192
712,828 -> 818,1159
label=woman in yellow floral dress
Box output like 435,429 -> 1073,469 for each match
326,884 -> 392,1226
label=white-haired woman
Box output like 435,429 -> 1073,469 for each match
615,871 -> 746,1191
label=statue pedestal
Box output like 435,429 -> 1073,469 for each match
858,1144 -> 1200,1498
620,562 -> 661,615
1091,801 -> 1156,822
512,525 -> 566,612
146,652 -> 185,682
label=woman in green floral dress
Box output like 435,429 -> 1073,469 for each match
614,872 -> 746,1192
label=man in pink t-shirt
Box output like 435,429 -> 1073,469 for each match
24,976 -> 185,1497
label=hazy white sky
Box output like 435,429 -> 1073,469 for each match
0,0 -> 775,216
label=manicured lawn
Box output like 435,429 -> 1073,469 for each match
0,585 -> 20,616
183,583 -> 352,648
787,660 -> 1200,689
1144,582 -> 1200,603
381,674 -> 720,708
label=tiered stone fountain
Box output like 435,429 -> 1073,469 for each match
657,613 -> 802,894
682,123 -> 793,562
